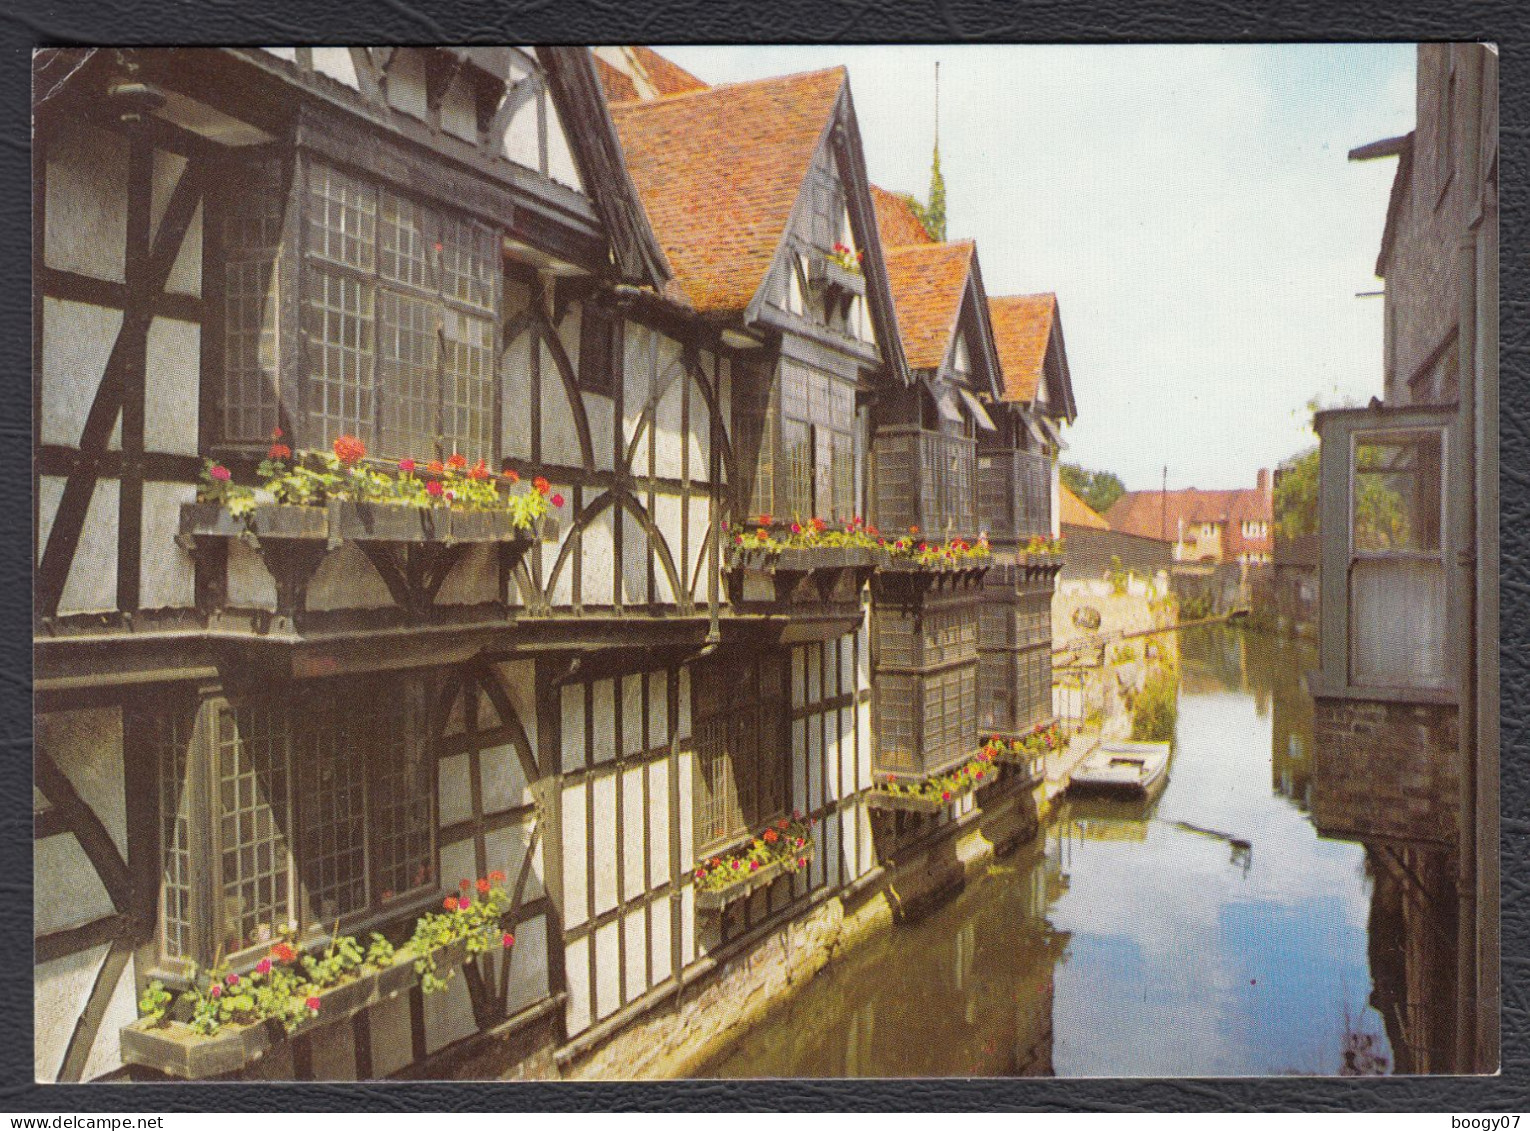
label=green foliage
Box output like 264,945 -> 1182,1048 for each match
1111,644 -> 1137,664
137,980 -> 172,1029
1274,448 -> 1319,541
1106,554 -> 1130,595
410,876 -> 515,995
692,816 -> 813,892
925,144 -> 947,241
1179,592 -> 1215,621
1060,464 -> 1126,516
365,932 -> 396,971
1132,667 -> 1179,742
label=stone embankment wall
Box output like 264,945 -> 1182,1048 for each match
1052,577 -> 1180,738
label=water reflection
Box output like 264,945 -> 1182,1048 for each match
698,627 -> 1405,1078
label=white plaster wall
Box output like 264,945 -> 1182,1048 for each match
438,838 -> 476,899
686,496 -> 710,599
591,679 -> 615,764
620,507 -> 648,606
676,751 -> 694,875
44,118 -> 127,282
225,537 -> 277,609
623,908 -> 646,1005
41,298 -> 123,450
679,884 -> 696,968
650,897 -> 673,985
34,943 -> 109,1082
35,706 -> 126,858
479,742 -> 531,814
502,330 -> 534,462
591,774 -> 618,916
37,476 -> 119,614
310,47 -> 359,89
149,150 -> 201,297
647,760 -> 670,888
502,87 -> 541,175
435,544 -> 498,607
621,673 -> 643,756
623,324 -> 650,451
83,955 -> 138,1082
688,371 -> 710,484
485,819 -> 543,902
544,513 -> 574,608
584,392 -> 615,472
422,962 -> 478,1053
545,92 -> 584,191
564,933 -> 592,1035
561,782 -> 588,929
139,481 -> 197,609
621,765 -> 645,899
144,316 -> 200,455
582,507 -> 615,607
654,378 -> 683,480
34,835 -> 115,937
386,49 -> 430,120
540,340 -> 581,465
441,74 -> 478,143
653,495 -> 683,601
505,911 -> 550,1015
561,684 -> 586,773
438,752 -> 473,828
647,671 -> 669,748
306,543 -> 394,610
594,920 -> 620,1020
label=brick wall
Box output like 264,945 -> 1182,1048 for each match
1310,696 -> 1460,847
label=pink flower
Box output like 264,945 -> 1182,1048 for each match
551,493 -> 565,508
457,897 -> 471,911
306,996 -> 321,1012
225,973 -> 239,986
209,465 -> 231,482
502,932 -> 515,949
797,857 -> 807,868
749,860 -> 759,872
209,984 -> 222,999
399,458 -> 416,473
426,480 -> 444,498
942,791 -> 952,801
254,958 -> 272,975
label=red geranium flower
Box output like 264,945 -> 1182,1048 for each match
209,984 -> 222,999
428,459 -> 445,475
476,878 -> 491,894
791,522 -> 802,534
489,870 -> 506,883
268,443 -> 291,460
209,465 -> 231,482
551,493 -> 565,508
460,878 -> 471,891
271,426 -> 284,440
447,453 -> 468,471
506,469 -> 520,483
942,791 -> 952,801
426,480 -> 444,498
333,435 -> 367,466
443,896 -> 458,911
255,958 -> 272,975
764,829 -> 778,844
798,857 -> 807,867
533,476 -> 551,496
758,514 -> 773,526
777,818 -> 789,830
749,860 -> 759,872
399,458 -> 416,473
306,996 -> 321,1012
502,932 -> 515,949
225,973 -> 240,986
470,459 -> 489,480
457,897 -> 471,910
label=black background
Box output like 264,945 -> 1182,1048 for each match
2,0 -> 1524,1112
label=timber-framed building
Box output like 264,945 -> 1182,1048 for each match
32,46 -> 1076,1081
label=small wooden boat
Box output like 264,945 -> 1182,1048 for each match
1068,740 -> 1171,798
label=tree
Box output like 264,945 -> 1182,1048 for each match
1274,448 -> 1319,541
1060,464 -> 1125,516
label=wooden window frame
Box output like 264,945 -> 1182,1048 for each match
692,655 -> 790,856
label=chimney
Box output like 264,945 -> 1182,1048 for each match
1256,467 -> 1270,492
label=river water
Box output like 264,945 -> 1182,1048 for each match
697,625 -> 1397,1078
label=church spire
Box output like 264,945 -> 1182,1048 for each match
926,60 -> 947,241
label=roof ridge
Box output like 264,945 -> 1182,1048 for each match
609,64 -> 845,110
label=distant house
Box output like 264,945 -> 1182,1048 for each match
1056,485 -> 1170,582
1104,470 -> 1273,567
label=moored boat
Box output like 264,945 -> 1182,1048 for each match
1068,740 -> 1171,797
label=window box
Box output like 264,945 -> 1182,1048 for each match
120,937 -> 473,1081
694,842 -> 815,914
723,545 -> 876,606
179,502 -> 329,541
867,759 -> 989,815
329,501 -> 442,543
810,256 -> 866,297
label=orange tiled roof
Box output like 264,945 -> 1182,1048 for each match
631,47 -> 708,97
988,294 -> 1057,404
610,68 -> 847,314
882,240 -> 975,371
593,47 -> 708,103
1060,484 -> 1109,531
593,54 -> 640,103
872,185 -> 935,248
1105,484 -> 1273,558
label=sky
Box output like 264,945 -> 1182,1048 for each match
663,45 -> 1418,493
